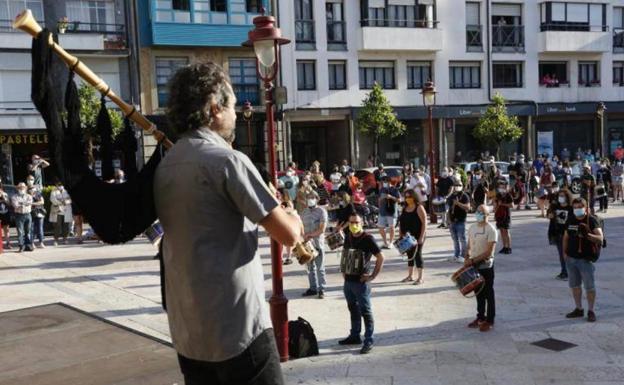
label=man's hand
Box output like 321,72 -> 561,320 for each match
360,274 -> 373,283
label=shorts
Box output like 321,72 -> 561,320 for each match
566,257 -> 595,291
496,217 -> 510,230
378,216 -> 396,229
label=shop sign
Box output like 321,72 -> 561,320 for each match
457,107 -> 487,117
0,133 -> 48,145
545,105 -> 576,114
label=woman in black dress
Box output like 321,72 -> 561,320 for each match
398,189 -> 428,285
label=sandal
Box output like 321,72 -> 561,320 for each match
413,279 -> 424,285
401,277 -> 414,283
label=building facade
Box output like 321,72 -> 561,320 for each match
278,0 -> 624,170
0,0 -> 136,185
136,0 -> 276,167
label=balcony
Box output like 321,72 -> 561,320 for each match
466,25 -> 482,52
538,24 -> 610,53
358,19 -> 442,51
492,25 -> 524,53
233,85 -> 260,106
615,29 -> 624,53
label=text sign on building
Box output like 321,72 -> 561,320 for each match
0,134 -> 49,145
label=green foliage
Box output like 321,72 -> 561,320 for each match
456,168 -> 468,187
473,93 -> 523,158
77,81 -> 123,140
41,185 -> 55,218
355,83 -> 406,150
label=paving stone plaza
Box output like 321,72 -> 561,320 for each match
0,205 -> 623,385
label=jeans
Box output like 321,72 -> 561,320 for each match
307,245 -> 326,291
54,216 -> 69,240
566,257 -> 595,291
449,221 -> 467,258
476,267 -> 495,323
177,329 -> 284,385
15,213 -> 32,248
31,215 -> 44,244
555,237 -> 567,275
343,280 -> 374,344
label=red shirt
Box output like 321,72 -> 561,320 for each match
352,190 -> 366,204
615,148 -> 624,160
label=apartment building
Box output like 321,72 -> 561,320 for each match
136,0 -> 275,165
0,0 -> 136,185
279,0 -> 624,169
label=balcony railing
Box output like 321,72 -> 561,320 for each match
64,21 -> 127,49
492,25 -> 524,52
360,19 -> 439,28
578,79 -> 601,87
614,29 -> 624,52
233,85 -> 260,106
327,20 -> 346,44
295,19 -> 315,43
466,24 -> 482,51
540,23 -> 608,32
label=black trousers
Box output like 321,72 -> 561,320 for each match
177,329 -> 284,385
476,267 -> 495,323
407,243 -> 424,268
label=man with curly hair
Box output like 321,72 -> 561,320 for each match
154,62 -> 302,385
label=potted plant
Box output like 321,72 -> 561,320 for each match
57,17 -> 69,34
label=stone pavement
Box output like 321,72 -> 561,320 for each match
0,204 -> 623,385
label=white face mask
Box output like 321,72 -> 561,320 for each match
307,199 -> 317,208
383,183 -> 389,188
441,172 -> 448,178
498,188 -> 506,194
454,186 -> 463,192
27,180 -> 34,186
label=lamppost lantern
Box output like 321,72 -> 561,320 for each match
242,100 -> 254,120
421,80 -> 437,107
242,8 -> 291,363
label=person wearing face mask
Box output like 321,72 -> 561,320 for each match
464,205 -> 498,332
447,181 -> 471,263
472,175 -> 489,209
352,183 -> 377,228
338,213 -> 385,354
398,189 -> 427,284
11,182 -> 34,252
49,181 -> 73,246
296,179 -> 317,214
493,181 -> 513,254
329,165 -> 343,193
281,162 -> 300,201
377,176 -> 400,249
0,180 -> 11,250
29,186 -> 46,248
562,198 -> 603,323
435,167 -> 455,229
537,166 -> 555,218
612,159 -> 623,202
580,165 -> 596,215
27,154 -> 50,188
548,189 -> 573,280
335,191 -> 355,232
301,194 -> 329,299
595,159 -> 611,213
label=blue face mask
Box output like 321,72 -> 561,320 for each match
475,212 -> 485,222
573,208 -> 586,218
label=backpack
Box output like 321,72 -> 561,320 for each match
288,317 -> 319,359
586,215 -> 606,263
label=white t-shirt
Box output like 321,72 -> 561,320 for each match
467,222 -> 498,269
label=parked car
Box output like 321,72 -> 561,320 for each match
355,166 -> 403,194
456,161 -> 510,182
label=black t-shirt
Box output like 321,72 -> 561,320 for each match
437,177 -> 454,197
596,167 -> 611,187
447,192 -> 470,222
343,231 -> 381,282
580,173 -> 595,196
473,184 -> 487,205
565,215 -> 600,260
399,207 -> 423,238
549,203 -> 573,236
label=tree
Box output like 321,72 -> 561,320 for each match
355,83 -> 406,165
77,81 -> 123,165
473,93 -> 523,159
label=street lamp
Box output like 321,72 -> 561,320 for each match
596,102 -> 606,158
242,100 -> 254,157
421,81 -> 438,224
243,8 -> 291,362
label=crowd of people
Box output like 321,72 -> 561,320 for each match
0,154 -> 127,252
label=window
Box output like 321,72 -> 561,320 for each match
407,61 -> 431,89
449,62 -> 481,89
326,1 -> 346,44
229,58 -> 259,105
328,61 -> 346,90
615,7 -> 624,50
538,62 -> 568,86
614,62 -> 624,86
246,0 -> 262,13
493,62 -> 523,88
578,61 -> 599,86
66,0 -> 115,32
0,0 -> 43,31
155,57 -> 189,108
367,7 -> 385,27
387,4 -> 416,27
295,0 -> 315,46
297,60 -> 316,90
540,2 -> 607,32
172,0 -> 190,11
615,7 -> 624,29
359,61 -> 395,89
466,2 -> 482,51
210,0 -> 226,12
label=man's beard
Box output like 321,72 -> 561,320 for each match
216,126 -> 236,144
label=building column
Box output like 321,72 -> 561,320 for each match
526,115 -> 535,159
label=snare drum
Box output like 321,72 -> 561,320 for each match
451,266 -> 485,296
393,233 -> 417,255
432,197 -> 447,214
144,221 -> 164,245
595,184 -> 607,198
293,240 -> 319,265
340,249 -> 367,276
325,231 -> 345,251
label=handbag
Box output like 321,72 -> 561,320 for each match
32,206 -> 47,218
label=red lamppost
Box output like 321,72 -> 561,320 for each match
242,100 -> 254,156
243,9 -> 291,362
421,81 -> 438,224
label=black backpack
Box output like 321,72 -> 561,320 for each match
585,215 -> 606,263
288,317 -> 319,359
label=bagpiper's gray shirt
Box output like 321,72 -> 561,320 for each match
154,128 -> 278,362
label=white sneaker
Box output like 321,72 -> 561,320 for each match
447,256 -> 456,262
454,257 -> 465,264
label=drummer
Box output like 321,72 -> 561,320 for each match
377,176 -> 400,249
464,205 -> 498,332
398,189 -> 427,284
